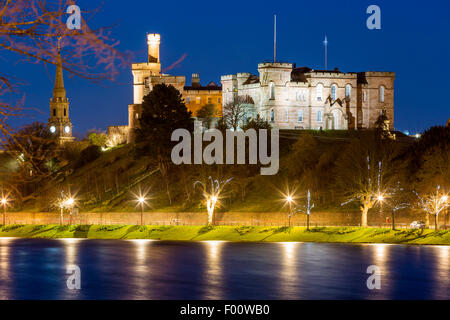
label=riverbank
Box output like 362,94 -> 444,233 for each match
0,225 -> 449,245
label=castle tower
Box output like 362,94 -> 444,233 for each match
48,49 -> 74,144
147,33 -> 161,63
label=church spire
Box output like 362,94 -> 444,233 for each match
52,47 -> 66,101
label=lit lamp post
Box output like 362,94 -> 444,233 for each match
1,198 -> 7,225
66,197 -> 75,225
286,195 -> 293,227
138,196 -> 145,226
377,195 -> 384,228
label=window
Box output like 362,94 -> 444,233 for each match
207,97 -> 212,104
186,97 -> 191,103
285,109 -> 289,122
64,108 -> 66,117
270,109 -> 275,122
53,109 -> 56,117
135,113 -> 139,119
363,91 -> 367,102
345,84 -> 351,98
380,86 -> 385,103
298,110 -> 303,122
218,97 -> 221,104
296,91 -> 300,101
317,110 -> 323,122
331,84 -> 337,100
269,82 -> 275,100
196,97 -> 201,104
316,84 -> 323,101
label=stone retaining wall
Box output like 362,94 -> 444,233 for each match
2,210 -> 444,228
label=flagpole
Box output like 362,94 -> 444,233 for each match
274,14 -> 277,63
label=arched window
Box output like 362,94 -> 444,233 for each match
270,109 -> 275,122
298,110 -> 303,122
380,86 -> 385,102
53,109 -> 56,117
316,84 -> 323,101
363,91 -> 367,102
317,110 -> 323,122
64,108 -> 66,117
345,84 -> 351,98
331,84 -> 337,100
269,82 -> 275,100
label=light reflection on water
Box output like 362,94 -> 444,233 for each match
0,238 -> 448,300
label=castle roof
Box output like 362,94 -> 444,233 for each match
243,75 -> 260,85
291,67 -> 311,82
184,81 -> 221,91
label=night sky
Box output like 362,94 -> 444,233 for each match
5,0 -> 450,137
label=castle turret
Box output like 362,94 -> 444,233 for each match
48,49 -> 74,144
147,33 -> 160,64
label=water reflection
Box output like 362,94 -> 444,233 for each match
0,238 -> 12,299
280,242 -> 301,299
0,239 -> 447,300
131,240 -> 153,299
434,246 -> 449,299
203,241 -> 224,299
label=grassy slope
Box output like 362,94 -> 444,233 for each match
0,225 -> 448,245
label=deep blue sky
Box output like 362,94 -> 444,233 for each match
5,0 -> 450,136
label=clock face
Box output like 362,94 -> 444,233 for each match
64,126 -> 71,134
50,126 -> 56,134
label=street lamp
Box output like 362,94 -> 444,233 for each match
377,194 -> 384,228
65,197 -> 75,225
1,197 -> 8,225
138,196 -> 145,226
286,195 -> 293,227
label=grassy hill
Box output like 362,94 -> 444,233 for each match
10,129 -> 415,214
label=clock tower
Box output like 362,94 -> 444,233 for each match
48,48 -> 74,144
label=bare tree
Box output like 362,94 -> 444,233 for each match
0,0 -> 129,145
222,95 -> 253,130
337,136 -> 398,227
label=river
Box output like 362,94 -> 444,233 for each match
0,238 -> 448,300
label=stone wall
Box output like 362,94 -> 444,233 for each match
2,210 -> 441,228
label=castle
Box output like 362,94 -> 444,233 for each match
46,33 -> 395,144
126,34 -> 395,142
127,34 -> 222,142
222,64 -> 395,130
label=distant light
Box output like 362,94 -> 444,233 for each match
66,198 -> 74,206
64,126 -> 70,134
442,195 -> 448,202
403,130 -> 410,135
415,134 -> 421,139
138,197 -> 145,204
50,126 -> 56,133
377,195 -> 384,201
286,196 -> 293,203
1,198 -> 7,205
211,196 -> 218,202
